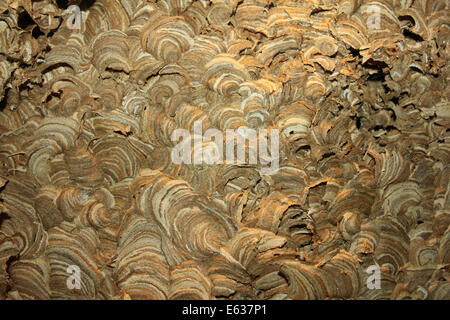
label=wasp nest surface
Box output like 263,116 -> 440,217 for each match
0,0 -> 449,300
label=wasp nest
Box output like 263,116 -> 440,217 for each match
0,0 -> 449,300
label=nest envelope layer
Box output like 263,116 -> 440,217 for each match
0,0 -> 449,300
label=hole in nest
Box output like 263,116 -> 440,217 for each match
385,125 -> 396,132
32,25 -> 44,39
373,125 -> 383,131
349,47 -> 361,58
364,59 -> 388,70
410,66 -> 424,74
0,212 -> 10,228
295,145 -> 311,158
367,72 -> 385,82
57,0 -> 96,11
5,253 -> 20,273
296,145 -> 311,153
403,29 -> 424,42
18,9 -> 34,30
391,97 -> 399,105
310,7 -> 329,16
45,90 -> 62,103
0,88 -> 10,112
322,152 -> 335,159
56,0 -> 69,9
389,111 -> 397,121
351,115 -> 362,129
398,15 -> 416,27
289,223 -> 308,232
79,0 -> 97,11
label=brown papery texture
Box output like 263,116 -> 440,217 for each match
0,0 -> 449,300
